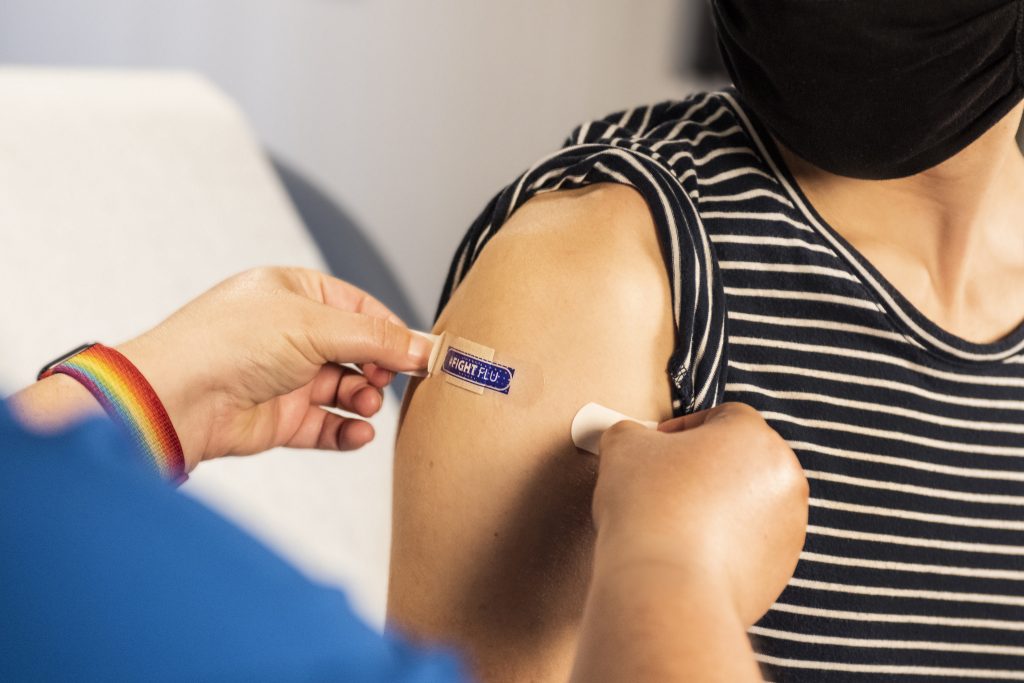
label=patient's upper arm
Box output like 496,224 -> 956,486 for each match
388,184 -> 676,682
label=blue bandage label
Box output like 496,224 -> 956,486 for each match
441,347 -> 515,394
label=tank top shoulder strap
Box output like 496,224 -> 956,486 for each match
438,93 -> 731,415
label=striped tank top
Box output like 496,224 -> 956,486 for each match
438,89 -> 1024,681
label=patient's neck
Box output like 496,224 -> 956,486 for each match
779,103 -> 1024,344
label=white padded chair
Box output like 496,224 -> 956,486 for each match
0,67 -> 399,626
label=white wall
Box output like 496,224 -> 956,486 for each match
0,0 -> 698,320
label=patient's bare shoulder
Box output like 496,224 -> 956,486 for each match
439,184 -> 669,346
389,183 -> 675,682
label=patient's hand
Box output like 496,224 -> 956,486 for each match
389,184 -> 677,682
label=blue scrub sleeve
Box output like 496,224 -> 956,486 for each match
0,400 -> 468,683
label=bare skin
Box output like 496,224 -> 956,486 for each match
573,407 -> 807,683
781,103 -> 1024,344
11,267 -> 433,470
391,185 -> 679,681
389,185 -> 807,681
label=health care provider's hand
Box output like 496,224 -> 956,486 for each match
116,267 -> 433,471
592,403 -> 808,626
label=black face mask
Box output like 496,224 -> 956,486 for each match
712,0 -> 1024,179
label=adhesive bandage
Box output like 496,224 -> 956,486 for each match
403,330 -> 514,395
437,334 -> 511,395
402,330 -> 541,404
571,402 -> 657,455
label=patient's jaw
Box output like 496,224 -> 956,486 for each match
388,185 -> 676,682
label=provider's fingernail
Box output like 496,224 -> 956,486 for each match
407,334 -> 433,364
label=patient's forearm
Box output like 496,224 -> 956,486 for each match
572,555 -> 761,683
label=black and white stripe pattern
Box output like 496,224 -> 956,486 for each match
437,90 -> 1024,681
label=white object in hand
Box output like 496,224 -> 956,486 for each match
571,402 -> 658,455
403,331 -> 444,378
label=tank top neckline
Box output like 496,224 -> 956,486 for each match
717,88 -> 1024,366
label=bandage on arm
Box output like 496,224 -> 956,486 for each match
389,185 -> 676,683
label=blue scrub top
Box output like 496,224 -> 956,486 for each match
0,400 -> 466,683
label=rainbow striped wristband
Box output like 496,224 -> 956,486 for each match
38,343 -> 187,485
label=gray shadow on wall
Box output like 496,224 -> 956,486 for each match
271,155 -> 424,396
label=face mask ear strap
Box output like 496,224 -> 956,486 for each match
1017,0 -> 1024,85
